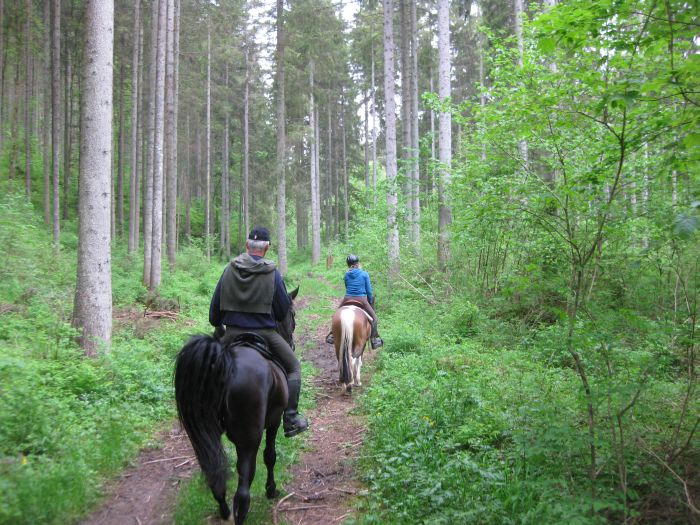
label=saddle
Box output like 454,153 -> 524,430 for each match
339,300 -> 373,322
227,332 -> 287,378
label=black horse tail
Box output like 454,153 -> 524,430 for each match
174,334 -> 234,493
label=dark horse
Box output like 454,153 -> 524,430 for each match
174,287 -> 298,524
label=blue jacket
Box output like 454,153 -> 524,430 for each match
344,268 -> 373,303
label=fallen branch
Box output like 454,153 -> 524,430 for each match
334,511 -> 352,521
272,492 -> 295,525
142,455 -> 193,465
145,310 -> 179,321
332,487 -> 356,494
282,504 -> 329,512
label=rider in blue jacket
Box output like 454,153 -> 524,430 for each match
326,254 -> 383,349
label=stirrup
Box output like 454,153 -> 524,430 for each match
284,413 -> 309,437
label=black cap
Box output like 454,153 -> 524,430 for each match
248,227 -> 270,242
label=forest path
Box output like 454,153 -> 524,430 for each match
78,287 -> 372,525
77,423 -> 197,525
274,297 -> 372,525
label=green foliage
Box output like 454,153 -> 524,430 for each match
0,192 -> 217,524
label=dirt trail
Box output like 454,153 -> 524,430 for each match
78,425 -> 197,525
274,316 -> 372,525
79,294 -> 371,525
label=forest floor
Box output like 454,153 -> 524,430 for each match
78,295 -> 371,525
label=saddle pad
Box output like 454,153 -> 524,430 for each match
226,332 -> 288,378
342,304 -> 373,323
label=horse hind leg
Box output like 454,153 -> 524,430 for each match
209,472 -> 231,521
232,446 -> 257,525
353,355 -> 363,387
263,425 -> 280,499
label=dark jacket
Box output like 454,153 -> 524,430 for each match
209,253 -> 291,329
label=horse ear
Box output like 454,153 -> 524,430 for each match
289,286 -> 299,300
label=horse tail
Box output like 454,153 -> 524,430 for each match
338,308 -> 355,384
174,334 -> 234,493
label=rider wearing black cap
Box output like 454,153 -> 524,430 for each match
209,227 -> 309,437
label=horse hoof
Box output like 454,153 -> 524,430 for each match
345,385 -> 352,395
266,487 -> 279,499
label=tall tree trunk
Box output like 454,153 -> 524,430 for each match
371,46 -> 377,207
165,0 -> 176,270
514,0 -> 529,168
128,0 -> 141,254
363,88 -> 369,189
62,49 -> 73,220
73,0 -> 114,354
309,61 -> 320,265
51,0 -> 61,246
143,0 -> 159,286
383,0 -> 400,277
327,102 -> 333,241
221,65 -> 230,259
437,0 -> 452,270
0,0 -> 4,159
42,0 -> 50,223
24,0 -> 33,198
149,0 -> 167,288
275,0 -> 287,275
205,20 -> 211,261
342,90 -> 348,241
117,48 -> 126,235
242,29 -> 250,238
172,0 -> 180,253
409,0 -> 420,248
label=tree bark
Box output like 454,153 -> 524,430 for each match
437,0 -> 452,271
409,0 -> 420,248
383,0 -> 400,277
371,46 -> 377,207
128,0 -> 141,254
165,0 -> 176,270
205,20 -> 211,261
0,0 -> 4,159
309,61 -> 321,265
73,0 -> 114,354
275,0 -> 287,275
62,47 -> 73,221
51,0 -> 61,246
221,65 -> 230,259
149,0 -> 167,288
143,0 -> 159,286
242,29 -> 250,239
24,0 -> 33,198
42,0 -> 51,223
117,47 -> 126,235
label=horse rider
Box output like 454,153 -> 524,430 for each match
326,254 -> 384,349
209,226 -> 309,437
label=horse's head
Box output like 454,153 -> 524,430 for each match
277,286 -> 298,352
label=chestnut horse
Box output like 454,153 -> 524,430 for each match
174,287 -> 298,525
331,302 -> 372,394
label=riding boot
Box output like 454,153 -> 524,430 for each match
283,379 -> 309,437
370,319 -> 383,349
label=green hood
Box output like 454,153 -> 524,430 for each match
220,253 -> 276,315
